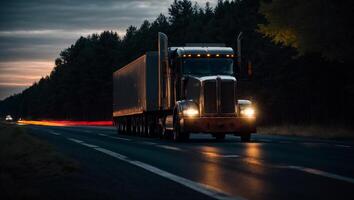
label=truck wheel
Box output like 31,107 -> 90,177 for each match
117,122 -> 122,134
240,134 -> 251,142
160,125 -> 169,139
137,117 -> 142,136
146,123 -> 152,137
215,134 -> 225,140
172,114 -> 189,142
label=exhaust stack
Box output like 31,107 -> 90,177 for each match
158,32 -> 170,109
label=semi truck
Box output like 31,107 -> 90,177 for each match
113,33 -> 256,142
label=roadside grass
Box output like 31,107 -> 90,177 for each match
0,123 -> 79,199
258,124 -> 354,140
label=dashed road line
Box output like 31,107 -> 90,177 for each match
97,133 -> 131,141
49,131 -> 61,135
156,145 -> 183,151
107,136 -> 131,141
66,134 -> 354,186
67,138 -> 84,143
67,137 -> 244,200
141,141 -> 158,145
80,143 -> 99,148
285,165 -> 354,184
335,144 -> 351,148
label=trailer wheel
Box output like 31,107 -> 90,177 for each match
132,117 -> 137,135
145,115 -> 153,137
117,121 -> 121,134
137,117 -> 142,136
140,116 -> 145,136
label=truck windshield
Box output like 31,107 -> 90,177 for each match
182,58 -> 234,76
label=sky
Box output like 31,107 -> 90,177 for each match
0,0 -> 216,100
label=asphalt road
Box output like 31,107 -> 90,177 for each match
25,125 -> 354,200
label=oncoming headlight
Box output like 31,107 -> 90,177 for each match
240,107 -> 255,118
183,108 -> 199,116
181,101 -> 199,117
238,100 -> 256,118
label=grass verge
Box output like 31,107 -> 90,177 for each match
0,123 -> 79,199
258,124 -> 354,140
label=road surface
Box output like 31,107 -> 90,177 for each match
24,125 -> 354,200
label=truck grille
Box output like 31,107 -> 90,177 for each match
204,81 -> 217,113
203,79 -> 235,114
220,81 -> 235,113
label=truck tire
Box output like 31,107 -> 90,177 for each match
240,134 -> 251,142
172,114 -> 189,142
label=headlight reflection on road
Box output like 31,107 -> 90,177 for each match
198,146 -> 224,191
198,145 -> 267,195
245,143 -> 261,158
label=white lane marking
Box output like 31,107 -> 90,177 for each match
107,136 -> 131,141
49,131 -> 61,135
80,143 -> 99,148
67,138 -> 84,143
141,141 -> 158,145
67,137 -> 98,147
96,133 -> 131,141
202,152 -> 239,158
156,145 -> 182,151
129,160 -> 243,200
95,147 -> 128,160
335,144 -> 351,148
67,138 -> 244,200
285,165 -> 354,184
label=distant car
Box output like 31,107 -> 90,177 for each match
5,115 -> 13,121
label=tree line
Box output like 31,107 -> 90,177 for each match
1,0 -> 353,127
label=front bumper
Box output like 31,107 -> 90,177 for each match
180,116 -> 256,134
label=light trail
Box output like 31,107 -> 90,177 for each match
18,120 -> 112,126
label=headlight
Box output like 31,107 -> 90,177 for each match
237,100 -> 256,118
240,107 -> 255,118
183,107 -> 199,117
181,101 -> 199,117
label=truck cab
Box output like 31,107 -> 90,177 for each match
163,45 -> 256,141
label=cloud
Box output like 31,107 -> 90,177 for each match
0,0 -> 217,100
